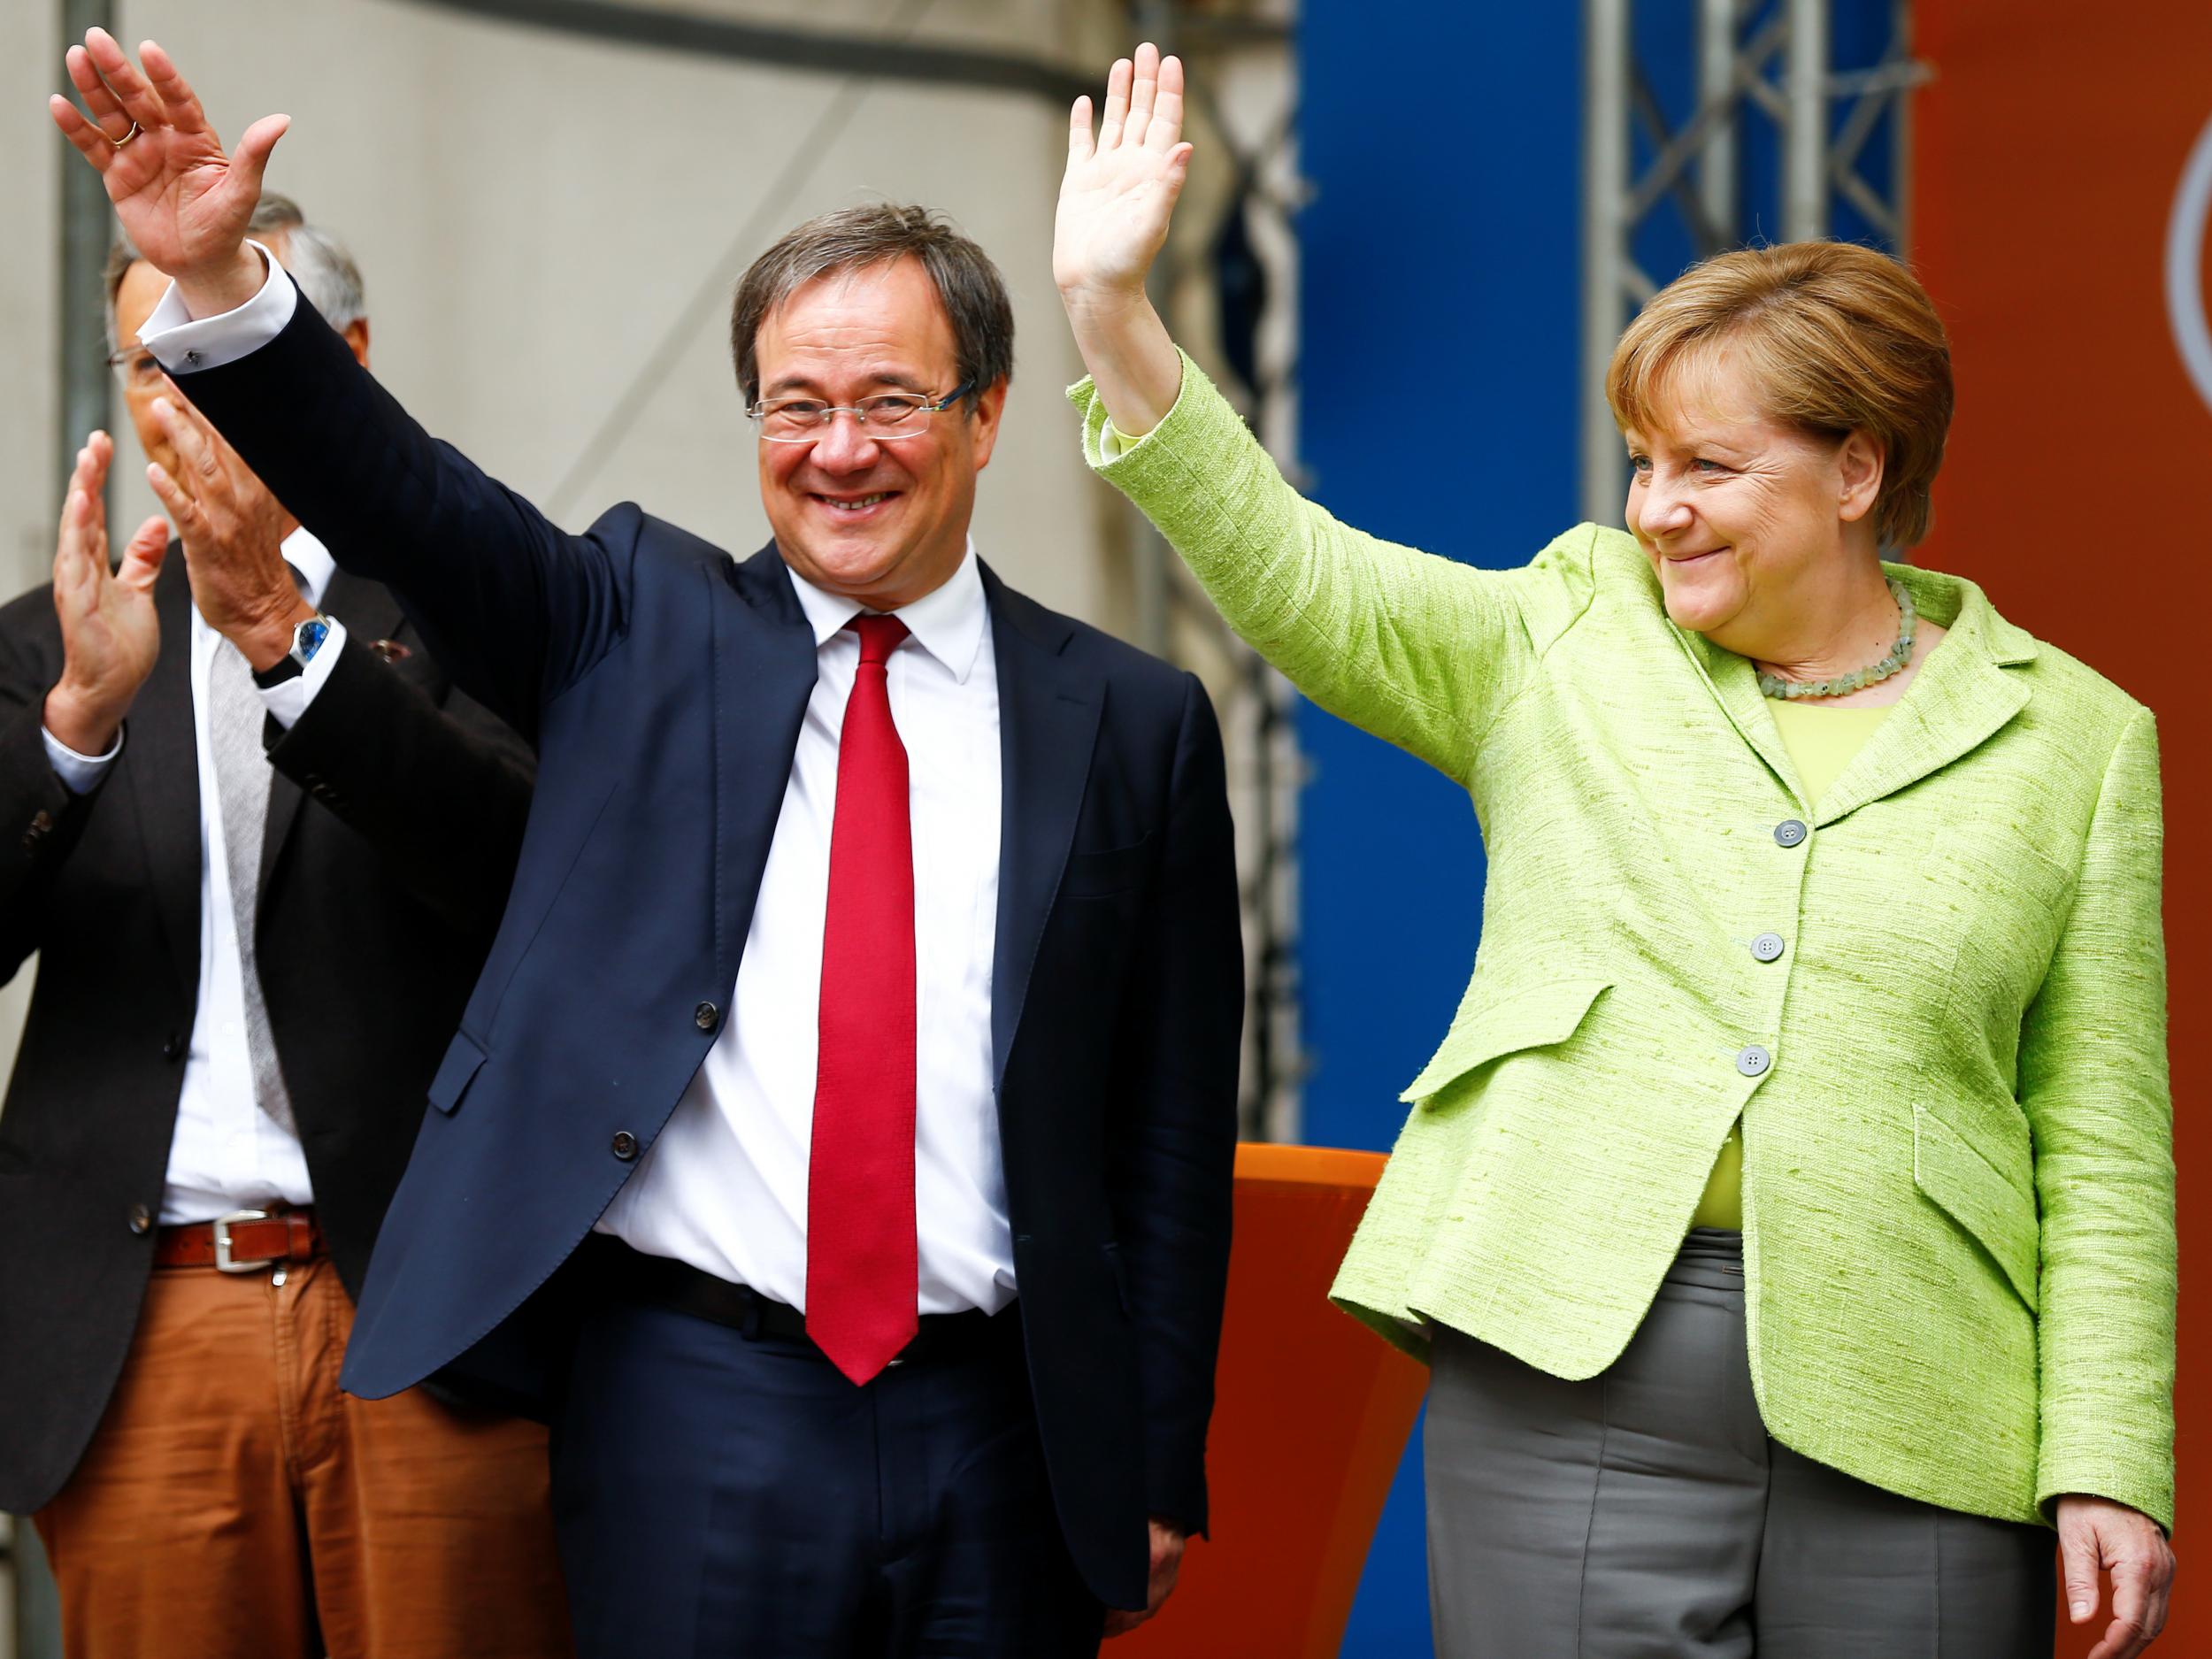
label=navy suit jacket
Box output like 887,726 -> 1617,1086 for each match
177,287 -> 1243,1610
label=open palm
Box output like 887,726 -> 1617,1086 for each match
50,432 -> 168,744
1056,44 -> 1194,304
49,28 -> 287,282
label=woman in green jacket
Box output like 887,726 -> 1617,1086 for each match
1055,45 -> 2175,1659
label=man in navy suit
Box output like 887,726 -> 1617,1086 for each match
53,29 -> 1241,1659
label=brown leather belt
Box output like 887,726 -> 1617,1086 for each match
154,1208 -> 323,1272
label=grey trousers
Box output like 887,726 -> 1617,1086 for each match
1425,1231 -> 2055,1657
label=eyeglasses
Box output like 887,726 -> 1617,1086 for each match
747,383 -> 973,443
104,347 -> 166,392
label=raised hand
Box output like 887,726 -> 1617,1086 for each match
49,29 -> 287,312
144,395 -> 311,672
1056,43 -> 1194,309
1055,45 -> 1194,438
44,434 -> 169,757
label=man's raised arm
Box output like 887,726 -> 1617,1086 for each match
50,29 -> 628,730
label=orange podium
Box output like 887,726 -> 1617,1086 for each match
1118,1143 -> 1430,1658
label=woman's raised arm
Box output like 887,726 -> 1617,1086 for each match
1055,45 -> 1578,782
1054,45 -> 1190,436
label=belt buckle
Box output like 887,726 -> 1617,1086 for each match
211,1209 -> 275,1274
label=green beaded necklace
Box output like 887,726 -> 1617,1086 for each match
1756,578 -> 1916,701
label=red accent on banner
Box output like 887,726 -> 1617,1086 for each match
1916,6 -> 2212,1655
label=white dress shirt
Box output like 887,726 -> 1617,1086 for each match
595,549 -> 1014,1314
42,528 -> 348,1224
139,249 -> 1018,1306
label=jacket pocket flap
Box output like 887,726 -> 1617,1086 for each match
1402,979 -> 1611,1103
427,1032 -> 488,1118
1912,1104 -> 2039,1311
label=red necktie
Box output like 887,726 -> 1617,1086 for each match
806,614 -> 918,1385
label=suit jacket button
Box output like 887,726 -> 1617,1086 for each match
1736,1045 -> 1772,1077
1750,933 -> 1786,963
127,1203 -> 152,1235
694,1002 -> 719,1033
1774,819 -> 1808,848
161,1032 -> 184,1062
611,1131 -> 639,1162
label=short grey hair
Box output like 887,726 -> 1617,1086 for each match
729,204 -> 1014,406
104,192 -> 367,349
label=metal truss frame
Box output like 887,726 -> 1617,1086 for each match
1132,0 -> 1308,1143
1579,0 -> 1929,523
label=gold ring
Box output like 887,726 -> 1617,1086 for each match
111,120 -> 141,149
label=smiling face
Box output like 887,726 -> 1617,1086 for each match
1621,350 -> 1884,656
752,257 -> 1007,611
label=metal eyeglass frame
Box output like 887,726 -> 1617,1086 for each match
747,381 -> 974,443
105,346 -> 167,389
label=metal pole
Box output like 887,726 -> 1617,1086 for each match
58,0 -> 115,511
1783,0 -> 1829,241
1580,0 -> 1631,527
1697,0 -> 1739,244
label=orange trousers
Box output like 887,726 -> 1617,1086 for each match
34,1254 -> 573,1659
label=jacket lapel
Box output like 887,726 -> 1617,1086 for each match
255,568 -> 408,895
709,546 -> 821,989
1668,562 -> 2036,822
1811,566 -> 2036,826
1675,626 -> 1808,807
120,557 -> 203,1004
985,565 -> 1103,1087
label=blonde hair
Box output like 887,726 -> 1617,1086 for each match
1605,242 -> 1954,549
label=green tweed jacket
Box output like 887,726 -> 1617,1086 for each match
1071,357 -> 2174,1530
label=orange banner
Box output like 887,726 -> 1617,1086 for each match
1915,5 -> 2212,1654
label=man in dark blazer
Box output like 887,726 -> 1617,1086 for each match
54,32 -> 1242,1659
0,191 -> 572,1658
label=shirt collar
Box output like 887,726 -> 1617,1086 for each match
782,539 -> 988,684
281,526 -> 338,609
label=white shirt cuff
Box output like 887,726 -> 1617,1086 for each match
42,722 -> 123,795
257,617 -> 349,730
140,241 -> 298,373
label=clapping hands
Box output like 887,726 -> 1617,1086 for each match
145,397 -> 311,673
44,435 -> 169,757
